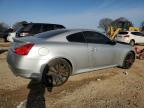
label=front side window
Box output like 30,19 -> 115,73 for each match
83,31 -> 111,44
66,32 -> 86,43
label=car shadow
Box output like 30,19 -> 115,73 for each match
26,79 -> 53,108
0,49 -> 8,54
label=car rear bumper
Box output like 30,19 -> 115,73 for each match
115,37 -> 130,43
8,64 -> 41,79
7,49 -> 47,80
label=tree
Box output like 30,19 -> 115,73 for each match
140,21 -> 144,32
12,21 -> 28,31
0,22 -> 9,38
98,18 -> 113,32
0,22 -> 9,33
111,17 -> 133,31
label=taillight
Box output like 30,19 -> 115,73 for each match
15,43 -> 34,55
20,32 -> 29,37
124,35 -> 129,37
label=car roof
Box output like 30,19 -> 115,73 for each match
24,22 -> 65,26
64,28 -> 98,33
16,28 -> 105,43
38,28 -> 102,36
35,28 -> 102,40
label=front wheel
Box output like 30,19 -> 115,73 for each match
42,58 -> 72,87
121,52 -> 135,69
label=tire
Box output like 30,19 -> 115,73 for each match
42,58 -> 72,87
122,52 -> 135,69
129,40 -> 135,46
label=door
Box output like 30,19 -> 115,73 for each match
131,32 -> 144,44
66,32 -> 90,72
83,31 -> 117,68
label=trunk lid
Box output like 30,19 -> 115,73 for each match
11,37 -> 43,51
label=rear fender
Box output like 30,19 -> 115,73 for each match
40,56 -> 75,76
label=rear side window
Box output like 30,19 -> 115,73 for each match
131,32 -> 144,36
83,31 -> 110,44
118,32 -> 128,35
67,32 -> 86,43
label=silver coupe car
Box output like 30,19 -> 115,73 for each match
7,29 -> 135,86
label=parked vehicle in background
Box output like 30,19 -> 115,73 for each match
115,31 -> 144,46
7,27 -> 23,42
7,29 -> 135,87
2,28 -> 13,42
16,23 -> 65,38
7,32 -> 16,42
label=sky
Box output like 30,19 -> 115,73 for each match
0,0 -> 144,29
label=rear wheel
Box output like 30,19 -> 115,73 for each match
129,40 -> 135,46
42,58 -> 72,87
122,52 -> 135,69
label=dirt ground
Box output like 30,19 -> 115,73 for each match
0,40 -> 144,108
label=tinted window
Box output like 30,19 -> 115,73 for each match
55,25 -> 65,29
42,24 -> 54,32
67,32 -> 85,43
118,32 -> 128,35
30,24 -> 42,34
22,24 -> 33,32
36,29 -> 68,39
83,31 -> 111,44
131,32 -> 144,36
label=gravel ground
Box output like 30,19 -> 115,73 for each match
0,41 -> 144,108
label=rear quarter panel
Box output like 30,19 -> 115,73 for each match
30,42 -> 90,74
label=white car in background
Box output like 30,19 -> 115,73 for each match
115,31 -> 144,46
7,32 -> 16,42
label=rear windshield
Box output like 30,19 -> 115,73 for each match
118,32 -> 128,35
19,24 -> 33,32
35,29 -> 67,39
